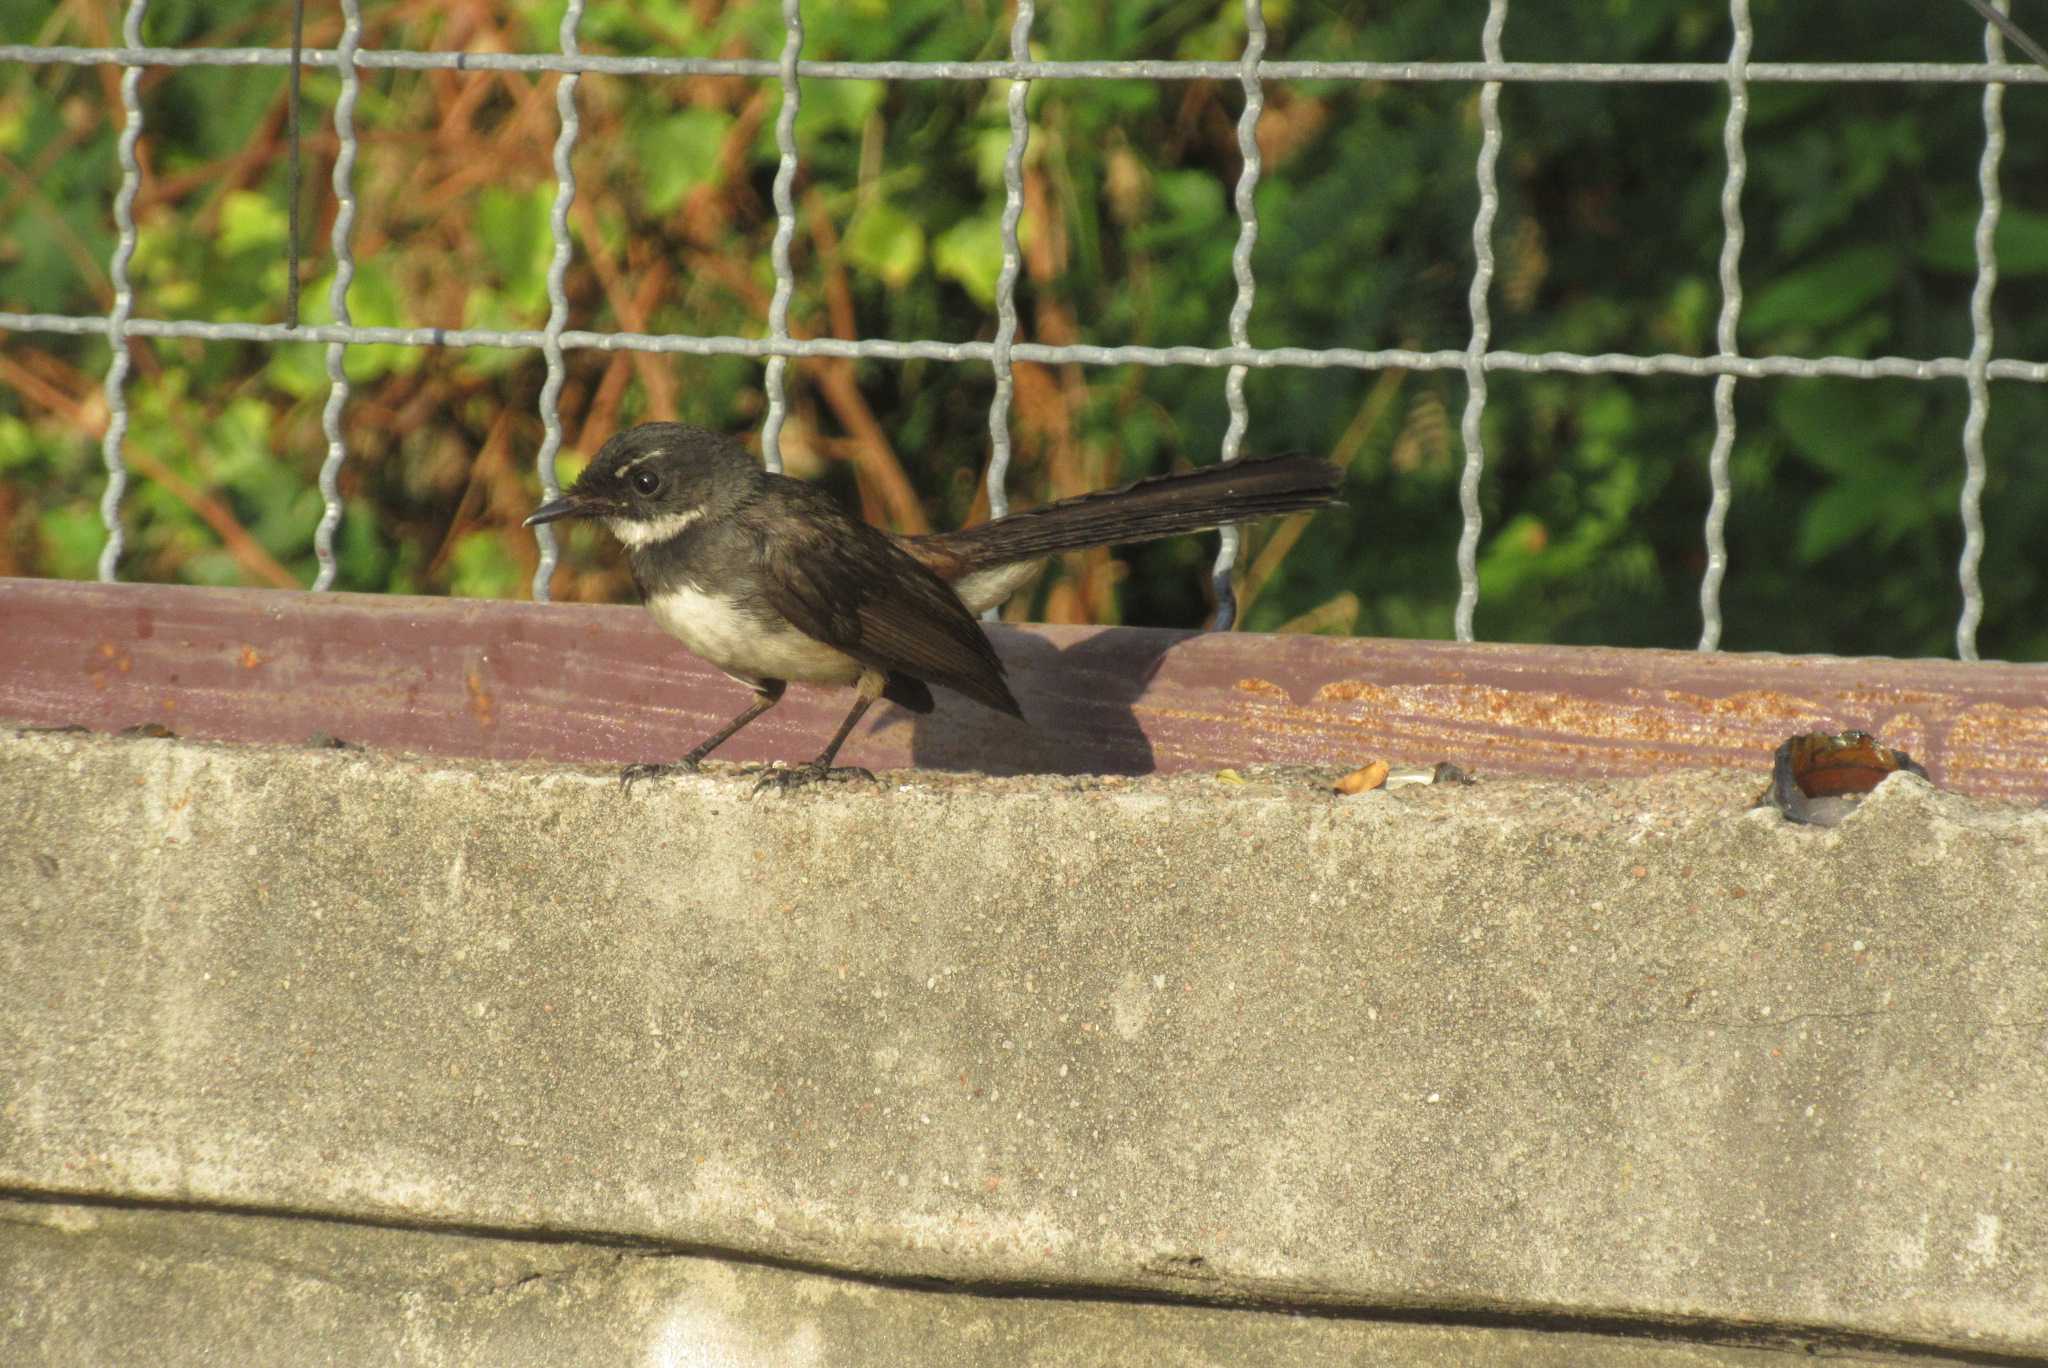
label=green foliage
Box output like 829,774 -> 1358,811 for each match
1921,206 -> 2048,275
932,214 -> 1002,305
844,200 -> 926,289
637,108 -> 733,210
0,0 -> 2043,661
447,531 -> 524,599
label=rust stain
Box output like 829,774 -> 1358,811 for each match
89,639 -> 134,681
1315,680 -> 1401,706
240,645 -> 264,670
1860,712 -> 1931,761
1662,688 -> 1822,725
1320,680 -> 1832,752
1838,687 -> 1952,708
466,667 -> 496,730
1949,702 -> 2048,755
1234,678 -> 1290,700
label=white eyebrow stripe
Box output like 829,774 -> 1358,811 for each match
604,508 -> 704,549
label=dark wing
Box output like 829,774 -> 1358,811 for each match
748,485 -> 1023,719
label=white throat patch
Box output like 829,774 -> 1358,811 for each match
604,508 -> 704,550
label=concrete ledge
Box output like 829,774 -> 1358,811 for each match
3,729 -> 2046,1360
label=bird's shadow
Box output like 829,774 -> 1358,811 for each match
876,625 -> 1177,777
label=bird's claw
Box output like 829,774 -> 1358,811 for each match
620,759 -> 700,793
751,762 -> 877,795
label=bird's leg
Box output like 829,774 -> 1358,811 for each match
754,672 -> 883,793
621,679 -> 785,791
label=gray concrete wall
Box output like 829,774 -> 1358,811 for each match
3,728 -> 2045,1365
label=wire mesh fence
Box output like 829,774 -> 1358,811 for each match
0,2 -> 2038,657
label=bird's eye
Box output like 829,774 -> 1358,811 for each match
630,468 -> 661,496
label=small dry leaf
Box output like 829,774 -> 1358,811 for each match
1334,760 -> 1391,795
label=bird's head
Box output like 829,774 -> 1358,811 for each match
523,423 -> 760,549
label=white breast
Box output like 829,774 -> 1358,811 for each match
645,584 -> 863,688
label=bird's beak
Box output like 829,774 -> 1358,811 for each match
523,493 -> 591,528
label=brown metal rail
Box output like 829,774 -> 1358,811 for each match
2,578 -> 2042,798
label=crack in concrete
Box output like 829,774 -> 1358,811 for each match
3,1188 -> 2042,1366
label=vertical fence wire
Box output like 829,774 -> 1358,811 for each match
1207,0 -> 1266,631
285,0 -> 305,327
984,0 -> 1035,541
96,0 -> 151,583
309,0 -> 362,591
759,0 -> 804,475
1695,0 -> 1752,650
531,0 -> 585,603
1453,0 -> 1506,643
1957,3 -> 2005,662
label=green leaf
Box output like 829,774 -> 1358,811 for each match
1796,477 -> 1898,563
264,344 -> 327,401
40,507 -> 106,580
337,263 -> 422,382
476,184 -> 556,314
0,415 -> 40,473
1475,512 -> 1552,598
1742,246 -> 1897,335
182,550 -> 245,588
933,215 -> 1003,307
1771,381 -> 1918,477
217,189 -> 288,254
549,451 -> 589,490
336,496 -> 390,591
273,263 -> 424,385
1129,170 -> 1228,253
843,200 -> 926,288
1922,206 -> 2048,277
794,79 -> 885,140
973,127 -> 1018,189
636,108 -> 733,213
449,532 -> 524,599
457,288 -> 533,375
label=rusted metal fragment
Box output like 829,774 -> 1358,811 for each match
2,578 -> 2043,797
1766,730 -> 1931,826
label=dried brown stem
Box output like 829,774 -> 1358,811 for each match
1234,366 -> 1404,623
680,247 -> 929,535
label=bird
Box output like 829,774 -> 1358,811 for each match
525,422 -> 1342,791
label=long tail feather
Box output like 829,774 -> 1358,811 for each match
918,455 -> 1340,570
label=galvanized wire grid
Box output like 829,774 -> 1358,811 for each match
0,6 -> 2031,652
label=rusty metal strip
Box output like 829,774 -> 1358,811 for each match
2,578 -> 2042,798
